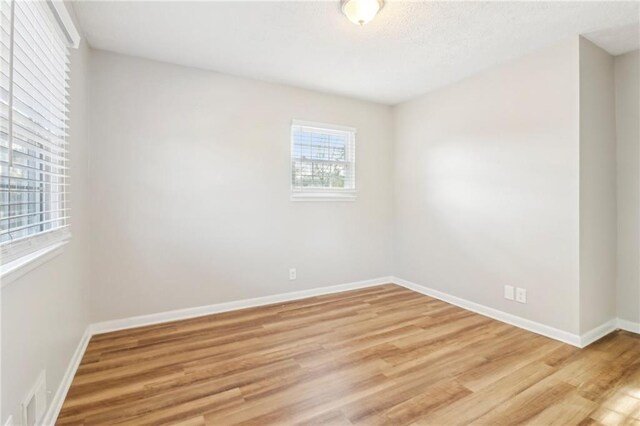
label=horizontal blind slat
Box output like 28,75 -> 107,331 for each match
2,65 -> 69,120
2,200 -> 69,207
11,15 -> 69,87
11,101 -> 67,139
1,0 -> 72,259
5,124 -> 69,153
2,107 -> 69,149
0,50 -> 69,112
0,150 -> 69,171
0,163 -> 69,178
1,132 -> 69,158
15,1 -> 68,71
1,179 -> 69,190
32,0 -> 69,59
11,31 -> 68,92
0,207 -> 69,222
1,216 -> 69,235
291,124 -> 356,192
1,137 -> 69,160
6,82 -> 68,132
11,111 -> 68,142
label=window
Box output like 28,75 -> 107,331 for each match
290,120 -> 357,201
0,0 -> 79,265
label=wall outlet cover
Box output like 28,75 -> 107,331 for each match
516,288 -> 527,304
289,268 -> 296,280
504,285 -> 515,300
21,370 -> 47,426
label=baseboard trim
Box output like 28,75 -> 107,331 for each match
580,318 -> 619,347
42,325 -> 92,426
618,318 -> 640,333
390,276 -> 586,347
43,276 -> 392,425
43,275 -> 634,425
91,276 -> 393,335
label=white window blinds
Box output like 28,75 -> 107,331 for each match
291,120 -> 356,200
1,0 -> 73,264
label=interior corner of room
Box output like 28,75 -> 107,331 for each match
1,1 -> 639,425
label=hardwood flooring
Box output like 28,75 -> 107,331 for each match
58,284 -> 640,425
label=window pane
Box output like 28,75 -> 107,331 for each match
291,123 -> 355,192
0,0 -> 71,262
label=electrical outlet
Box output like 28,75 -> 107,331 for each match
289,268 -> 296,280
504,285 -> 515,301
21,371 -> 47,426
516,288 -> 527,303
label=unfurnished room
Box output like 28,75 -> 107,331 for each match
1,0 -> 640,425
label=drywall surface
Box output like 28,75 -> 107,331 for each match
615,49 -> 640,325
1,38 -> 91,425
578,38 -> 618,333
393,38 -> 581,334
88,50 -> 394,322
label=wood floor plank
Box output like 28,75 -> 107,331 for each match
468,378 -> 576,425
58,284 -> 640,425
523,392 -> 599,426
416,361 -> 557,425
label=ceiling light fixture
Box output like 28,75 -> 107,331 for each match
341,0 -> 384,26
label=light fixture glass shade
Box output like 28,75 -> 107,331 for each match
341,0 -> 383,26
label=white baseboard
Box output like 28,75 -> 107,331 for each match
618,318 -> 640,333
91,276 -> 393,335
43,276 -> 392,425
390,276 -> 586,347
390,276 -> 632,349
579,318 -> 619,347
42,275 -> 636,425
42,326 -> 92,426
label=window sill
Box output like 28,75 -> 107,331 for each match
1,240 -> 69,288
291,192 -> 357,202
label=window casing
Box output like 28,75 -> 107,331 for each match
290,120 -> 357,201
0,0 -> 78,266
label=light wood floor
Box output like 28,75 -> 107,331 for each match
58,284 -> 640,425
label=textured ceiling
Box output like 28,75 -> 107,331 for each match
73,1 -> 640,105
583,22 -> 640,55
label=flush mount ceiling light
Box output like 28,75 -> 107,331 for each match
341,0 -> 384,26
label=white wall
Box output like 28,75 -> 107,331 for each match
88,51 -> 394,322
615,49 -> 640,326
1,37 -> 91,425
2,35 -> 634,425
393,39 -> 582,334
578,38 -> 618,333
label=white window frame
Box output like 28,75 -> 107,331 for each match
290,120 -> 357,202
0,0 -> 80,282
